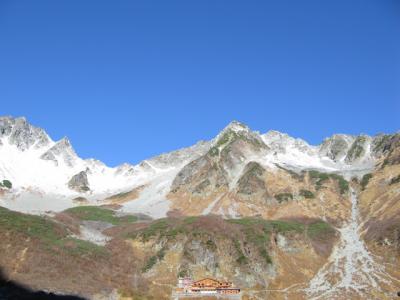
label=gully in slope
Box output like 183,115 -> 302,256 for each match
306,187 -> 399,299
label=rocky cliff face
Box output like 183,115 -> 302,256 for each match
68,171 -> 90,193
41,137 -> 78,167
0,116 -> 51,151
319,134 -> 355,162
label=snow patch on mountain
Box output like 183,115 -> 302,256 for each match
120,168 -> 180,218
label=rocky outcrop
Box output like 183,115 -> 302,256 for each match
371,133 -> 399,156
236,161 -> 268,196
372,133 -> 400,166
68,171 -> 90,193
171,156 -> 229,194
345,135 -> 369,163
208,121 -> 268,160
0,116 -> 50,151
319,134 -> 354,161
40,137 -> 77,167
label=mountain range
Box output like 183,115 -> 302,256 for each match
0,116 -> 392,217
0,116 -> 399,299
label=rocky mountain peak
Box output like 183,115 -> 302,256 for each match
0,116 -> 51,151
236,161 -> 268,196
211,121 -> 267,154
221,120 -> 249,133
57,136 -> 72,148
319,134 -> 355,162
344,135 -> 371,163
170,123 -> 269,198
40,136 -> 78,167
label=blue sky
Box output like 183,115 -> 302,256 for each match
0,0 -> 399,166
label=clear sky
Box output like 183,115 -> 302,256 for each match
0,0 -> 399,166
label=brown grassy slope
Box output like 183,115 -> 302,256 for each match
0,207 -> 337,299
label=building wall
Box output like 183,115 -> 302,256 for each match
192,278 -> 232,288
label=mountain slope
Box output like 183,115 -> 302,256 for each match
0,206 -> 337,299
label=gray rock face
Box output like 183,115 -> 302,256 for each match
40,137 -> 77,166
40,151 -> 57,163
0,116 -> 51,151
345,135 -> 369,163
371,133 -> 399,157
319,134 -> 354,161
68,171 -> 90,192
186,239 -> 218,273
236,161 -> 267,196
319,134 -> 378,165
371,133 -> 400,165
213,123 -> 269,168
0,117 -> 13,137
171,155 -> 229,194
